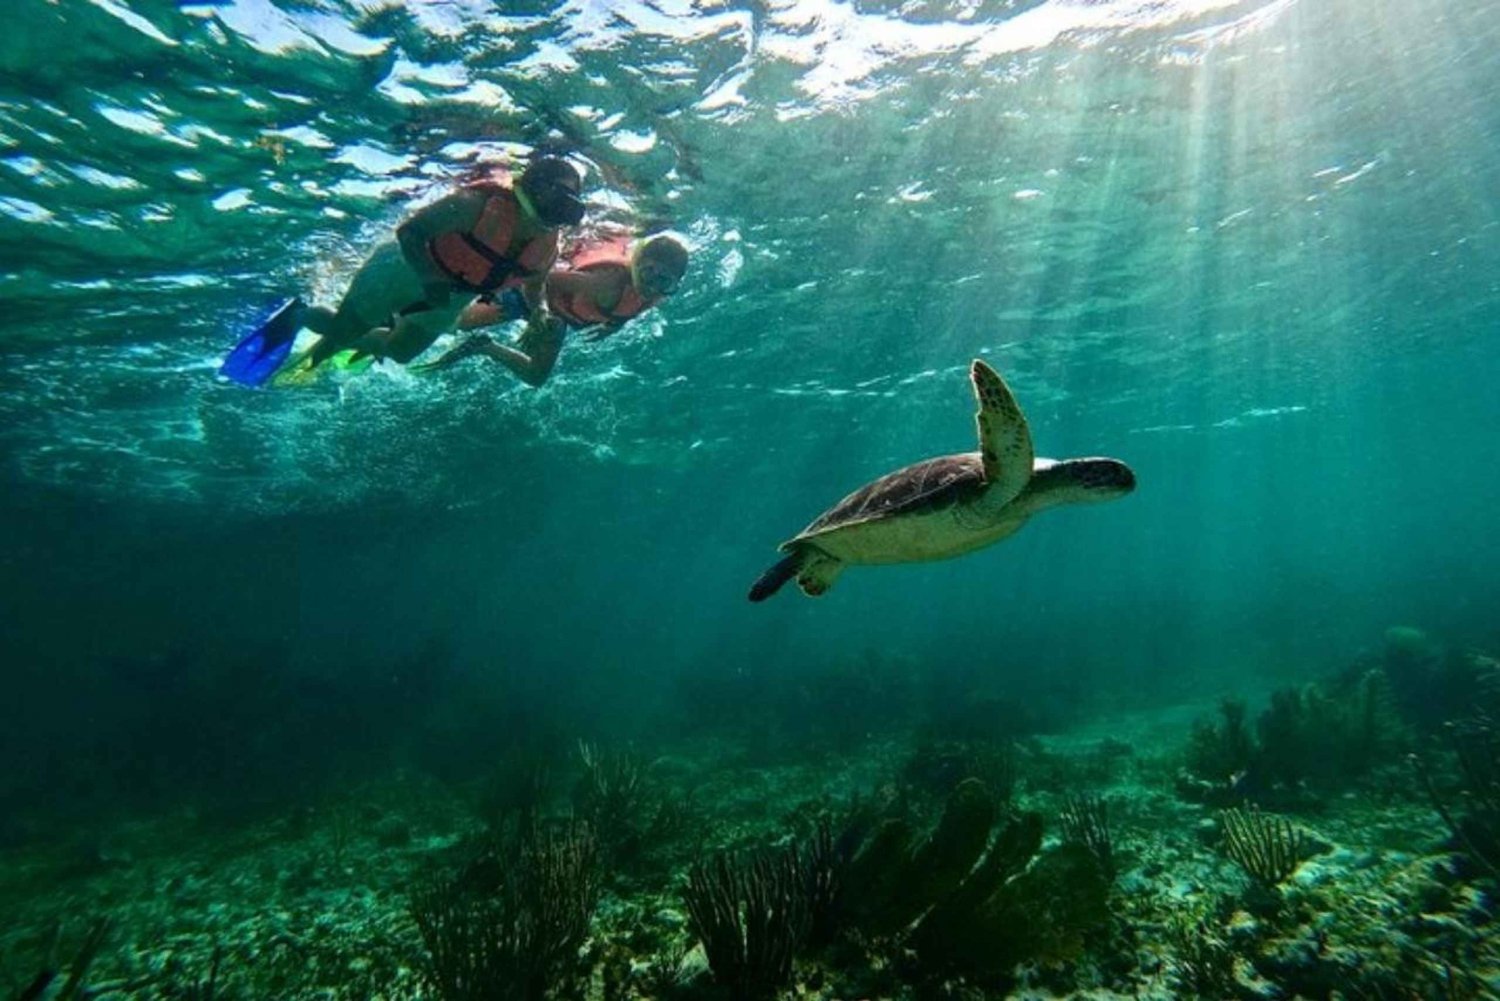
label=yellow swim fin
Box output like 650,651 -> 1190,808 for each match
270,349 -> 373,388
269,349 -> 320,388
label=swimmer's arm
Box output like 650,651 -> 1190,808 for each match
396,190 -> 486,300
480,312 -> 567,387
519,272 -> 548,313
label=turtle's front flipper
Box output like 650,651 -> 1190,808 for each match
749,552 -> 801,602
970,359 -> 1033,505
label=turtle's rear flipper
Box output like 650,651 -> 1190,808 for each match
796,554 -> 843,597
749,552 -> 801,602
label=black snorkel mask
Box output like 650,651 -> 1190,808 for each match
520,157 -> 585,227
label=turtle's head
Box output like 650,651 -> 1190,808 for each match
1033,457 -> 1135,505
1069,457 -> 1135,500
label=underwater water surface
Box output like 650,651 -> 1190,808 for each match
2,0 -> 1499,998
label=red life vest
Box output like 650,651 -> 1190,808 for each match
428,182 -> 559,293
546,236 -> 659,330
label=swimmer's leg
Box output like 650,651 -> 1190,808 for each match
345,312 -> 443,365
304,302 -> 375,366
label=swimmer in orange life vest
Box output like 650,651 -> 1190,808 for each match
264,157 -> 586,379
416,231 -> 689,387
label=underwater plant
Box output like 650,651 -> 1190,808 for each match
839,776 -> 1000,937
1058,792 -> 1115,880
1347,627 -> 1500,738
411,822 -> 599,1001
1218,807 -> 1305,889
574,742 -> 645,861
1380,626 -> 1464,731
797,818 -> 845,949
1185,697 -> 1255,785
11,918 -> 112,1001
573,741 -> 699,876
1414,714 -> 1500,880
635,939 -> 693,999
1255,673 -> 1407,792
901,808 -> 1039,969
1181,670 -> 1410,805
831,779 -> 1109,985
1166,914 -> 1237,998
683,845 -> 810,1000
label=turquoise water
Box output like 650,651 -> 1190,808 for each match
3,1 -> 1499,997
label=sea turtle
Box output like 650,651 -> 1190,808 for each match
748,359 -> 1135,601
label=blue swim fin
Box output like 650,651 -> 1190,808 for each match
220,297 -> 304,387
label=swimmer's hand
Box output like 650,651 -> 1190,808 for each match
413,334 -> 494,372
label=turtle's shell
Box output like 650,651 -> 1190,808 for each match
788,453 -> 987,547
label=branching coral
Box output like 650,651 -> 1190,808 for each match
1167,914 -> 1237,997
798,819 -> 843,949
1219,807 -> 1305,888
575,742 -> 645,864
1059,792 -> 1114,880
1414,715 -> 1500,880
574,742 -> 697,874
411,823 -> 599,1001
683,845 -> 809,999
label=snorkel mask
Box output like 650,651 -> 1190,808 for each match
633,235 -> 689,297
519,156 -> 585,228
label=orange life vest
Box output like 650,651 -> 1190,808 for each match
546,237 -> 659,330
427,182 -> 559,293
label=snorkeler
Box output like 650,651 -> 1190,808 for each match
220,155 -> 586,386
414,231 -> 689,387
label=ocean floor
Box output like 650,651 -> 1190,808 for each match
2,699 -> 1496,1000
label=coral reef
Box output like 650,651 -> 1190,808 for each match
830,779 -> 1110,987
1181,670 -> 1409,807
4,630 -> 1499,1001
